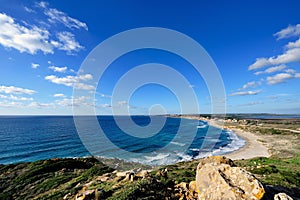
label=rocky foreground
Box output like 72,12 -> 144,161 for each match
1,155 -> 299,200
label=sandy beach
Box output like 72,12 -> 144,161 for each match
224,128 -> 270,160
177,116 -> 271,160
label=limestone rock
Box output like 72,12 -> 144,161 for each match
116,171 -> 127,177
274,193 -> 293,200
197,155 -> 234,170
96,173 -> 111,182
63,193 -> 71,200
196,156 -> 265,200
189,181 -> 197,194
136,170 -> 149,179
75,189 -> 95,200
124,172 -> 135,182
174,182 -> 198,200
157,168 -> 168,177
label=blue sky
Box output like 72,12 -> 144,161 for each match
0,0 -> 300,115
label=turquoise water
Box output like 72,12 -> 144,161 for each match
0,116 -> 244,165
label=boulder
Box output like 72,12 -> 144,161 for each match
274,193 -> 293,200
197,155 -> 234,170
196,156 -> 265,200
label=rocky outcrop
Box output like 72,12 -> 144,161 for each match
2,156 -> 298,200
274,192 -> 293,200
196,156 -> 265,200
174,181 -> 198,200
75,189 -> 95,200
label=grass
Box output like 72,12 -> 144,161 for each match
0,155 -> 299,199
235,155 -> 300,188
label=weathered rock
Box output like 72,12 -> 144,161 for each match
197,155 -> 234,170
175,181 -> 198,200
75,189 -> 95,200
84,180 -> 95,187
176,182 -> 188,191
189,181 -> 197,194
97,175 -> 110,182
196,156 -> 265,200
136,170 -> 149,179
63,193 -> 71,200
116,171 -> 127,177
96,173 -> 112,182
156,168 -> 168,178
274,193 -> 293,200
124,172 -> 135,182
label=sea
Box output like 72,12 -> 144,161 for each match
0,116 -> 245,166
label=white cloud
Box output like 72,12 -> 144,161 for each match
53,93 -> 66,98
254,65 -> 286,75
0,94 -> 33,101
55,32 -> 83,54
98,93 -> 112,98
0,12 -> 85,55
249,48 -> 300,70
229,90 -> 261,96
286,38 -> 300,49
74,83 -> 95,90
45,74 -> 95,90
285,69 -> 296,73
101,103 -> 111,108
37,1 -> 48,9
55,96 -> 91,107
10,95 -> 33,101
31,63 -> 40,69
28,102 -> 55,108
249,24 -> 300,70
274,24 -> 300,40
248,58 -> 270,70
267,72 -> 300,85
0,85 -> 36,95
0,101 -> 24,108
239,81 -> 261,90
24,6 -> 34,13
49,65 -> 67,73
41,5 -> 88,30
0,13 -> 53,54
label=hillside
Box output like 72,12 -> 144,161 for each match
0,155 -> 299,200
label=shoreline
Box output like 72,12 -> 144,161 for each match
176,116 -> 271,160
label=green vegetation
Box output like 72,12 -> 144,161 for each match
0,117 -> 299,199
235,155 -> 300,188
0,155 -> 299,199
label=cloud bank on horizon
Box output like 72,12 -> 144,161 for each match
0,1 -> 299,115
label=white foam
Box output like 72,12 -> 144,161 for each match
144,153 -> 170,163
170,141 -> 185,146
211,130 -> 245,156
123,130 -> 245,166
197,125 -> 207,128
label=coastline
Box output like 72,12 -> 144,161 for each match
224,128 -> 270,160
176,116 -> 271,160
